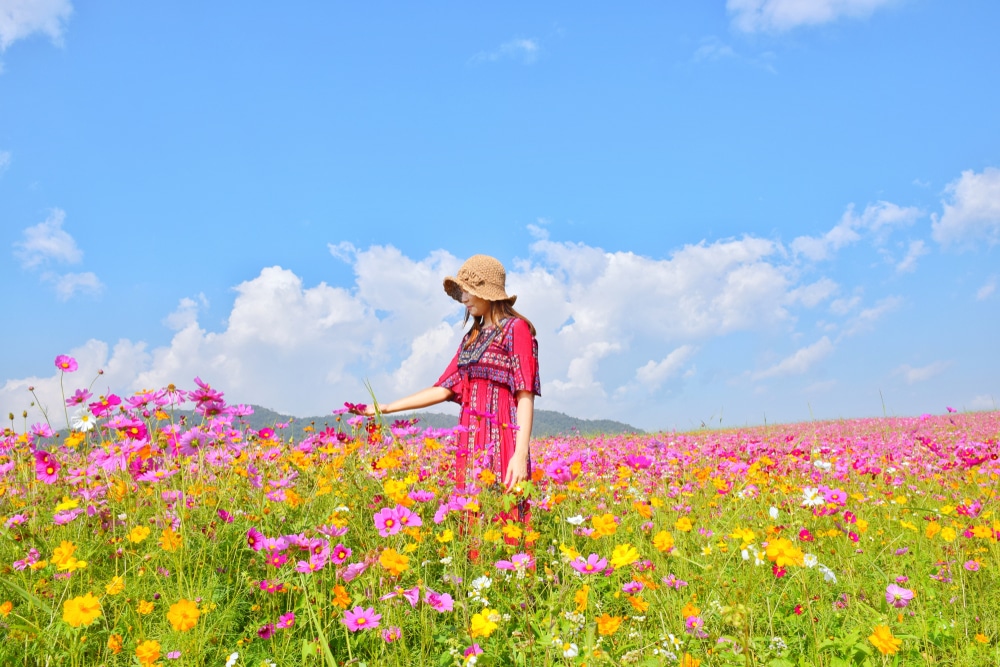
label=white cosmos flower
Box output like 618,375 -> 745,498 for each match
562,643 -> 579,658
566,515 -> 585,525
801,487 -> 824,507
225,652 -> 239,667
803,553 -> 818,568
769,506 -> 779,520
72,408 -> 96,432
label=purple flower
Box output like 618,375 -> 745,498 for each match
885,583 -> 915,608
217,509 -> 234,524
257,623 -> 275,639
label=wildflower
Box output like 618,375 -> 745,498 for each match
374,506 -> 403,537
0,601 -> 12,617
436,530 -> 454,543
802,553 -> 818,568
818,565 -> 838,583
344,606 -> 382,631
674,517 -> 693,532
868,625 -> 902,655
62,593 -> 102,628
570,553 -> 607,574
258,623 -> 276,639
562,642 -> 579,658
574,585 -> 589,612
71,408 -> 97,432
136,640 -> 161,667
382,626 -> 402,642
159,527 -> 182,552
566,515 -> 585,525
610,543 -> 640,570
34,450 -> 60,484
332,585 -> 351,609
885,584 -> 915,608
167,599 -> 201,631
55,355 -> 78,372
128,526 -> 151,543
105,575 -> 125,595
685,616 -> 708,638
425,589 -> 455,612
107,634 -> 123,654
379,548 -> 410,576
137,600 -> 155,615
591,513 -> 618,538
765,538 -> 804,567
964,560 -> 981,572
628,595 -> 649,612
495,553 -> 534,571
801,487 -> 824,507
225,652 -> 239,667
596,613 -> 623,636
277,612 -> 295,629
469,608 -> 500,637
680,654 -> 701,667
681,602 -> 700,618
167,651 -> 181,659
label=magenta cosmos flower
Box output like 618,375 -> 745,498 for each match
570,554 -> 608,574
495,553 -> 534,571
885,583 -> 915,608
54,355 -> 78,372
34,450 -> 61,484
343,606 -> 381,632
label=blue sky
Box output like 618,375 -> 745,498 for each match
2,1 -> 998,431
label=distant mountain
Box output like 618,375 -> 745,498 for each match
195,405 -> 642,441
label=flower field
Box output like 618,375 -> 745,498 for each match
1,358 -> 999,666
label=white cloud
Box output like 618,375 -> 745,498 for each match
893,360 -> 950,384
0,150 -> 10,174
792,201 -> 921,261
46,271 -> 103,300
976,276 -> 997,301
0,0 -> 73,51
894,239 -> 928,274
969,395 -> 996,412
633,345 -> 697,390
728,0 -> 901,33
829,293 -> 861,315
840,295 -> 902,337
931,167 -> 1000,247
691,36 -> 777,73
754,336 -> 834,379
14,209 -> 82,267
787,277 -> 838,307
471,37 -> 540,65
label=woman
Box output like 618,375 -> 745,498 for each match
358,254 -> 540,495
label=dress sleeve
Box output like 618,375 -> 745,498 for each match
507,318 -> 541,397
434,345 -> 464,403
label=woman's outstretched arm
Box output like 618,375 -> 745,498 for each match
504,390 -> 534,491
360,386 -> 454,416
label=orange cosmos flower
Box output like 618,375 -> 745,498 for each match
167,599 -> 201,632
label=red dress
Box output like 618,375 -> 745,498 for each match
435,317 -> 541,492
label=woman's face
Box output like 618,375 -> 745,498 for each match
461,291 -> 492,319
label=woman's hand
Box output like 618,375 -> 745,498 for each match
504,449 -> 529,491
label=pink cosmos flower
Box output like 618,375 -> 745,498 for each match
266,553 -> 288,568
343,606 -> 381,632
495,553 -> 534,571
374,507 -> 403,537
424,589 -> 454,613
34,450 -> 60,484
394,505 -> 422,529
964,560 -> 980,572
55,355 -> 78,372
65,388 -> 92,406
341,562 -> 368,582
622,581 -> 644,594
465,645 -> 484,659
382,626 -> 402,642
277,612 -> 295,629
570,554 -> 608,574
331,544 -> 352,564
247,527 -> 265,551
258,624 -> 275,639
380,586 -> 420,607
88,394 -> 121,417
885,583 -> 915,607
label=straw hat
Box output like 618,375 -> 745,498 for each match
443,254 -> 516,304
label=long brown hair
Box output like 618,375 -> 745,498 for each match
463,299 -> 536,348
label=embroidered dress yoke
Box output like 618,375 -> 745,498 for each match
435,317 -> 540,490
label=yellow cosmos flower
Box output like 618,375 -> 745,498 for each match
483,529 -> 502,542
51,540 -> 76,566
127,527 -> 149,544
940,527 -> 957,543
674,517 -> 693,532
591,513 -> 618,538
972,525 -> 993,539
135,639 -> 161,667
730,527 -> 755,542
595,613 -> 623,636
0,601 -> 13,617
159,527 -> 182,552
62,593 -> 102,628
436,530 -> 454,543
610,543 -> 640,570
868,625 -> 902,655
559,543 -> 581,561
106,633 -> 123,654
167,598 -> 201,632
627,595 -> 649,612
681,602 -> 700,618
925,522 -> 941,539
574,584 -> 590,613
469,609 -> 500,638
765,538 -> 805,567
105,575 -> 125,595
54,496 -> 79,512
501,522 -> 523,540
332,585 -> 351,609
653,530 -> 675,553
680,654 -> 701,667
137,599 -> 154,615
379,548 -> 409,576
